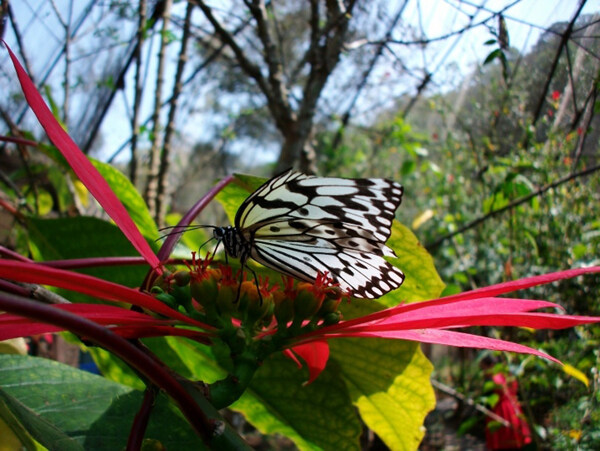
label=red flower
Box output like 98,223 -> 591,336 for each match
552,90 -> 561,101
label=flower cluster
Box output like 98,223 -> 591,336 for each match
148,253 -> 347,340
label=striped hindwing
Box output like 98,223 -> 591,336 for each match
233,169 -> 405,299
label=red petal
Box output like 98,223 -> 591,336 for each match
288,341 -> 330,385
2,41 -> 160,270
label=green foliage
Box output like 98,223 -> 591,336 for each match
0,354 -> 204,450
313,20 -> 600,448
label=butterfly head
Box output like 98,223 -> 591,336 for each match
213,226 -> 251,263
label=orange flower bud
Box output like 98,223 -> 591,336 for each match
294,282 -> 325,320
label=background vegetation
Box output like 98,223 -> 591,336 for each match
1,0 -> 599,449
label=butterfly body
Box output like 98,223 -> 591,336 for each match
218,169 -> 405,299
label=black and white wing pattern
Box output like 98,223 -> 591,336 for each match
227,169 -> 405,299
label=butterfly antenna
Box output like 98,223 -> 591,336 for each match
156,224 -> 216,242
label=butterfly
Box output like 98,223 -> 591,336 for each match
212,169 -> 405,299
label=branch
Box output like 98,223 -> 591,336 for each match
245,0 -> 292,120
331,2 -> 407,150
107,17 -> 252,164
127,387 -> 157,451
129,0 -> 147,185
156,1 -> 193,227
144,0 -> 173,220
530,1 -> 587,126
431,379 -> 510,427
426,162 -> 600,251
194,1 -> 270,98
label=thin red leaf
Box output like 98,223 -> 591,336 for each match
318,329 -> 561,364
1,41 -> 161,271
316,266 -> 600,333
111,325 -> 212,341
345,312 -> 599,334
0,303 -> 175,340
0,304 -> 166,325
337,298 -> 599,332
440,266 -> 600,302
0,323 -> 64,339
0,260 -> 211,328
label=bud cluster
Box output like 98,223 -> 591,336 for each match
149,253 -> 346,337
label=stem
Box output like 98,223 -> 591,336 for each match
127,386 -> 157,451
0,291 -> 212,441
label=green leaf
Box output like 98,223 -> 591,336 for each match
157,337 -> 361,450
0,386 -> 80,451
32,145 -> 157,241
90,159 -> 158,240
0,354 -> 205,450
215,172 -> 266,224
380,221 -> 445,306
88,347 -> 145,390
330,300 -> 435,450
401,159 -> 417,176
483,48 -> 502,65
26,216 -> 152,292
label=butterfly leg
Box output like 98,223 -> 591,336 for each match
233,263 -> 263,305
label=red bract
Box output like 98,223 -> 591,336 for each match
288,266 -> 600,380
0,260 -> 213,330
2,40 -> 160,271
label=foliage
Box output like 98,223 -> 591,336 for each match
315,16 -> 600,449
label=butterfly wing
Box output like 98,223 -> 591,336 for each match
235,169 -> 405,299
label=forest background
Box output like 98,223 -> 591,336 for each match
1,0 -> 600,449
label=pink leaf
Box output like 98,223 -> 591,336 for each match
1,41 -> 161,271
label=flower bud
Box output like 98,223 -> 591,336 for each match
322,311 -> 342,325
173,270 -> 191,287
190,268 -> 221,309
293,282 -> 325,320
216,282 -> 239,316
318,289 -> 343,316
242,281 -> 274,325
273,290 -> 294,326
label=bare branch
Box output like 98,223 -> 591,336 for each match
431,379 -> 510,427
531,1 -> 588,126
245,0 -> 292,119
332,1 -> 408,151
144,0 -> 173,220
156,1 -> 194,227
129,0 -> 148,185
